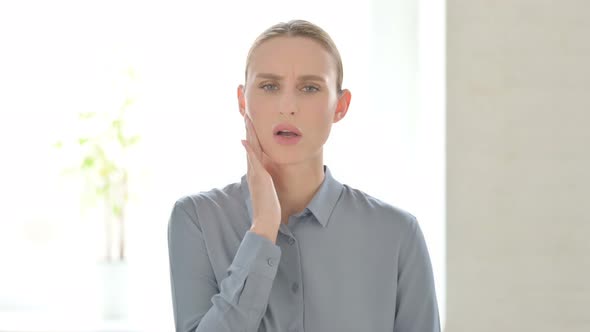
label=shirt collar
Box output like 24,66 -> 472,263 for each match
240,165 -> 344,228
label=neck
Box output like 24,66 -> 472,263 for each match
268,155 -> 325,222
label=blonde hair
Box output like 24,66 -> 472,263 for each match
244,19 -> 344,94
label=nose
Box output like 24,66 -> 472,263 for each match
278,92 -> 298,116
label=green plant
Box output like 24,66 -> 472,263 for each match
55,67 -> 140,262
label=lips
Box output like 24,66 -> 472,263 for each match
273,122 -> 302,136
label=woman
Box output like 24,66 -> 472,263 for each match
168,19 -> 440,332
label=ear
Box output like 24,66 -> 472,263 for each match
333,89 -> 351,123
237,84 -> 246,117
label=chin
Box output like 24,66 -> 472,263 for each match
268,153 -> 302,165
266,148 -> 306,165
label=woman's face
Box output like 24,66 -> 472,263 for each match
238,36 -> 351,165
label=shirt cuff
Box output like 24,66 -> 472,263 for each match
230,230 -> 282,279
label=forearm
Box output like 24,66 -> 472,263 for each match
249,221 -> 279,244
194,265 -> 275,331
170,230 -> 281,332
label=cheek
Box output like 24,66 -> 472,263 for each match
245,93 -> 276,118
306,98 -> 335,121
306,111 -> 334,142
301,96 -> 333,116
244,95 -> 275,141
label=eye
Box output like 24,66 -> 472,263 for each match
302,85 -> 320,93
260,83 -> 278,92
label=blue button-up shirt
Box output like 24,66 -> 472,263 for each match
168,165 -> 440,332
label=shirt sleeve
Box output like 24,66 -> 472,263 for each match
167,197 -> 281,332
393,215 -> 441,332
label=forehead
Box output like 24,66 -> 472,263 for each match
248,36 -> 336,80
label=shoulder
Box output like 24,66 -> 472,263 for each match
169,180 -> 244,227
339,183 -> 418,232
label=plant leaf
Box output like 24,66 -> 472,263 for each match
78,112 -> 96,120
113,204 -> 123,217
81,156 -> 95,169
127,135 -> 140,146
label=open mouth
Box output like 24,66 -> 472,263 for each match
275,131 -> 300,137
273,128 -> 303,145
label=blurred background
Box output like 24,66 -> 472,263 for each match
0,0 -> 587,331
0,0 -> 445,330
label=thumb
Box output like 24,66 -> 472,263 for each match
260,150 -> 278,174
242,140 -> 264,171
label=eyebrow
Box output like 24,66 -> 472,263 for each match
254,73 -> 327,83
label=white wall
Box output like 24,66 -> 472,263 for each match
447,1 -> 590,331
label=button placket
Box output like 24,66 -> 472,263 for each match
282,232 -> 304,332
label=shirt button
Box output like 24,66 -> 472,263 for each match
288,238 -> 295,245
291,282 -> 299,293
267,258 -> 275,266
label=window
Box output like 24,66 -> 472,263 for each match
0,0 -> 445,330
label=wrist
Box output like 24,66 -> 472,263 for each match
250,224 -> 279,244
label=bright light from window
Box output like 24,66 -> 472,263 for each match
0,0 -> 445,330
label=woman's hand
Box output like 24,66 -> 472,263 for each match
241,113 -> 281,243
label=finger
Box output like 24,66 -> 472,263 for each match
244,115 -> 251,146
244,115 -> 255,158
260,150 -> 277,173
244,140 -> 267,178
245,114 -> 264,162
245,115 -> 256,155
242,138 -> 262,169
241,140 -> 253,174
244,115 -> 275,175
244,115 -> 257,171
245,115 -> 276,173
